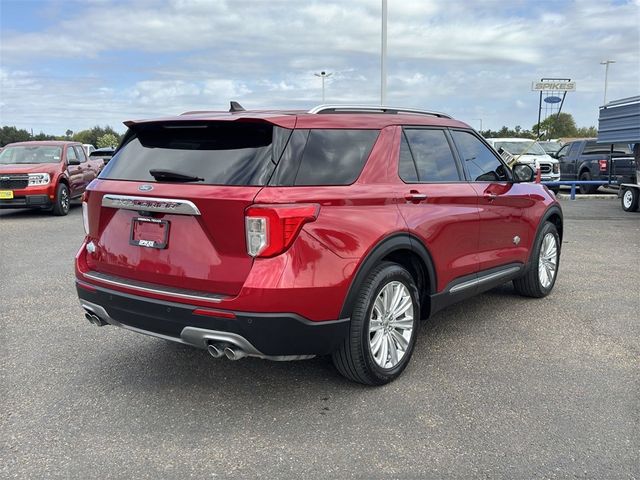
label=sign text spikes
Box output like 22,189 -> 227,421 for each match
532,81 -> 576,92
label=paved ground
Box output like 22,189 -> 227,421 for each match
1,199 -> 638,479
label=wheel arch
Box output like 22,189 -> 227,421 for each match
527,204 -> 563,267
339,233 -> 436,319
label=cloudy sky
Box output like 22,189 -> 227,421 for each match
1,0 -> 639,135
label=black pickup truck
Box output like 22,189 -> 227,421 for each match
555,139 -> 636,194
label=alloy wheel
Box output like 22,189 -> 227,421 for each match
538,233 -> 558,288
368,281 -> 414,369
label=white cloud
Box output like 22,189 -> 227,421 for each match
0,0 -> 638,133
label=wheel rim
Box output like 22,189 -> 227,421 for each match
368,281 -> 414,369
623,190 -> 633,209
61,188 -> 69,212
538,233 -> 558,289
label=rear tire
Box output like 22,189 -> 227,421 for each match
579,171 -> 597,194
52,183 -> 70,216
332,262 -> 420,385
621,187 -> 639,212
513,221 -> 560,298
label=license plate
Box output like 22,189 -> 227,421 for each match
0,190 -> 14,199
130,217 -> 169,249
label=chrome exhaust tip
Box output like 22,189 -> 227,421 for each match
84,311 -> 107,327
207,343 -> 225,359
224,346 -> 247,361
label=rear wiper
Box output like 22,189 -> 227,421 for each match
149,169 -> 204,182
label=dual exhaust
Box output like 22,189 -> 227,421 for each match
85,311 -> 108,327
207,343 -> 247,361
84,306 -> 248,361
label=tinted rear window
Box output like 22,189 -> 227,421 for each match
101,122 -> 290,186
271,129 -> 379,186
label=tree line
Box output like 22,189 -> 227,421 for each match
0,125 -> 123,148
479,113 -> 597,140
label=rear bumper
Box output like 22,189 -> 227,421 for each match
76,281 -> 350,358
0,194 -> 52,209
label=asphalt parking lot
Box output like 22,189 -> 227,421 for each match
1,199 -> 638,479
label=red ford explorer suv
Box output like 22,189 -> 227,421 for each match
75,104 -> 562,385
0,141 -> 103,215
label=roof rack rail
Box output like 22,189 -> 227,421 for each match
308,104 -> 452,119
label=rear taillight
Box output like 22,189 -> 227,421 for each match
599,159 -> 608,172
245,204 -> 319,258
81,191 -> 89,235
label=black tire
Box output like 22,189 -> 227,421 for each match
621,187 -> 639,212
513,221 -> 560,298
52,183 -> 70,216
579,171 -> 597,194
332,262 -> 420,385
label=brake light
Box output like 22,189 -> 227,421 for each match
81,191 -> 90,235
245,204 -> 320,257
599,159 -> 608,172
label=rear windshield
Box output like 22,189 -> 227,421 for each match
0,146 -> 62,164
101,122 -> 379,187
584,142 -> 632,155
101,122 -> 290,186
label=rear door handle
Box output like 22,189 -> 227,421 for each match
405,191 -> 428,203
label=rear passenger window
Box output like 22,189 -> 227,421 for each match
74,146 -> 87,162
451,130 -> 509,182
402,129 -> 460,182
66,147 -> 77,162
292,130 -> 379,186
398,134 -> 418,182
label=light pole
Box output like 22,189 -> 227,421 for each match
314,71 -> 332,103
600,60 -> 615,105
381,0 -> 387,105
474,118 -> 483,132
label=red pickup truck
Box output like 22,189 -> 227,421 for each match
0,141 -> 104,215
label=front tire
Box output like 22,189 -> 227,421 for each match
52,183 -> 70,216
332,262 -> 420,385
513,221 -> 560,298
621,187 -> 639,212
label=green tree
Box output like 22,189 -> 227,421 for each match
73,126 -> 122,146
65,129 -> 73,138
0,126 -> 31,146
576,126 -> 598,137
97,133 -> 119,148
533,113 -> 578,139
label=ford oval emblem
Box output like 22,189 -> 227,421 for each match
139,184 -> 154,192
544,96 -> 562,104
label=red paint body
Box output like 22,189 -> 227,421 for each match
75,112 -> 558,323
0,141 -> 103,203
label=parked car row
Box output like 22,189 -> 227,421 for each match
0,141 -> 104,215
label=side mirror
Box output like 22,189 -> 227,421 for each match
512,163 -> 535,183
68,158 -> 80,166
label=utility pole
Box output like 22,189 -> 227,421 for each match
474,118 -> 483,132
381,0 -> 388,105
314,71 -> 332,103
600,60 -> 615,105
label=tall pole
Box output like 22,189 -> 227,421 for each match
314,71 -> 332,103
600,60 -> 615,105
381,0 -> 387,105
474,118 -> 483,132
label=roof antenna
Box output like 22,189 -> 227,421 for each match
229,101 -> 246,112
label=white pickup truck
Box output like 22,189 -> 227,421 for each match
486,138 -> 561,190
